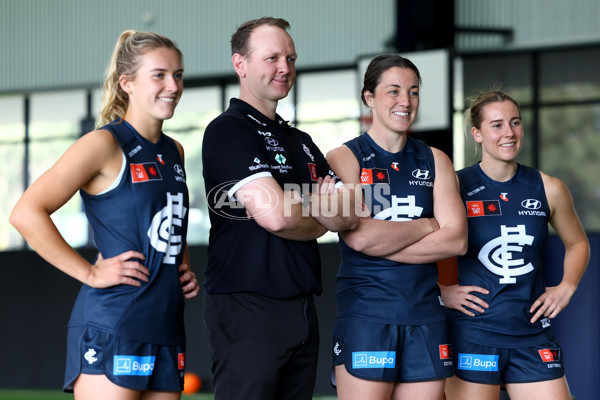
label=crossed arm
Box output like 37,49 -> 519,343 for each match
234,174 -> 359,241
326,145 -> 467,263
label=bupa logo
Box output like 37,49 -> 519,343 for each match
521,199 -> 542,210
478,224 -> 534,284
411,169 -> 431,180
352,351 -> 396,369
457,353 -> 498,371
113,355 -> 156,376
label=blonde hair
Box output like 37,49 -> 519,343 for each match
96,30 -> 183,128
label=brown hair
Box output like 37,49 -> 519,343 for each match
230,17 -> 290,57
96,30 -> 183,128
361,54 -> 422,106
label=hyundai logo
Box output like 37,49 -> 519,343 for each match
264,137 -> 279,146
174,164 -> 184,177
412,169 -> 431,180
521,199 -> 541,210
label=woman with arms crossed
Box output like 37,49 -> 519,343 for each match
10,30 -> 199,399
326,54 -> 467,400
441,90 -> 589,400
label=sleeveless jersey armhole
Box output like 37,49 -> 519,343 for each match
96,153 -> 126,196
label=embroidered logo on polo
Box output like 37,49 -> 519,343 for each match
360,168 -> 389,184
302,144 -> 315,161
308,163 -> 318,182
373,195 -> 423,221
131,162 -> 162,183
147,192 -> 187,264
478,224 -> 534,284
466,200 -> 502,217
352,351 -> 396,369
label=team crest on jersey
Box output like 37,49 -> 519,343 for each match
478,224 -> 534,284
373,195 -> 423,221
360,168 -> 389,184
466,200 -> 502,217
130,162 -> 162,183
147,192 -> 187,264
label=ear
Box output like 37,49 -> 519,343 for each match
232,53 -> 246,79
471,126 -> 483,143
118,75 -> 132,94
363,91 -> 375,108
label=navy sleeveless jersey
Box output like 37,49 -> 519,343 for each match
68,120 -> 189,345
450,163 -> 552,347
202,98 -> 337,298
336,133 -> 445,324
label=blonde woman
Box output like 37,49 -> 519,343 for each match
10,30 -> 198,399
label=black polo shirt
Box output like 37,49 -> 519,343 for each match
202,98 -> 337,298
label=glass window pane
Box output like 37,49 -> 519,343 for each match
462,55 -> 533,106
28,90 -> 88,248
163,87 -> 222,245
0,142 -> 25,250
0,95 -> 24,141
30,90 -> 87,139
540,48 -> 600,103
296,120 -> 360,158
540,104 -> 600,232
297,70 -> 359,122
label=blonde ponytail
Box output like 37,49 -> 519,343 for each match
96,30 -> 183,128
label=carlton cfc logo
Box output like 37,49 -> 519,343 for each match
373,195 -> 423,221
147,192 -> 187,264
478,224 -> 534,284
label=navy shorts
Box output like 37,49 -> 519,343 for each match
453,337 -> 565,384
332,316 -> 453,383
64,326 -> 185,392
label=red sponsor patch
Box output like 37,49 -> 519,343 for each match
130,162 -> 162,183
308,163 -> 318,182
360,168 -> 389,185
538,348 -> 560,362
466,200 -> 502,217
178,353 -> 186,369
439,344 -> 452,360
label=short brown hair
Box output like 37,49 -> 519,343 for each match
230,17 -> 290,57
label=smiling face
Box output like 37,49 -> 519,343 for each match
472,100 -> 523,164
233,24 -> 296,117
120,47 -> 184,124
363,66 -> 420,136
